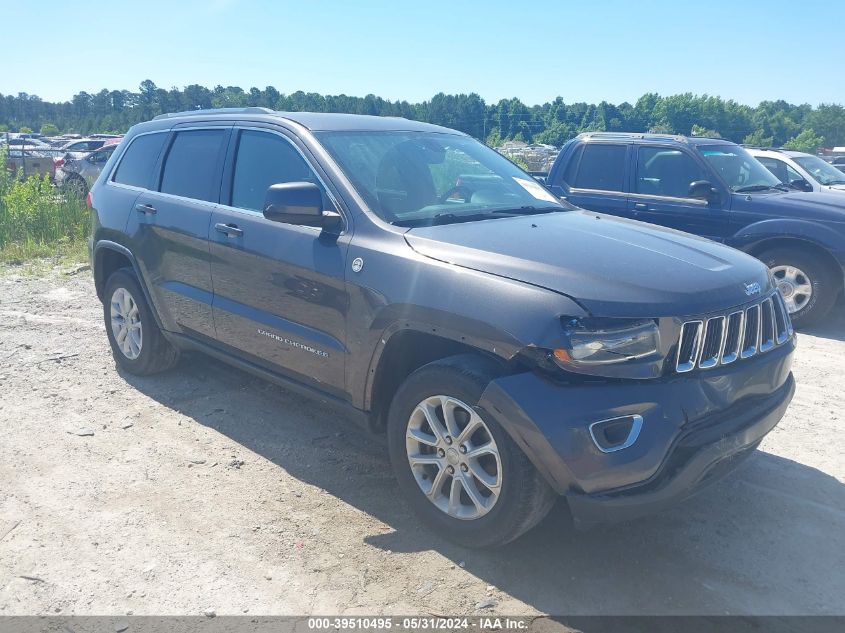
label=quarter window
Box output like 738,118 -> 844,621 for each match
112,133 -> 167,188
635,147 -> 707,198
568,144 -> 626,192
160,129 -> 227,202
231,130 -> 321,212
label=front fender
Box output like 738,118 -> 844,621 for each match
350,278 -> 588,411
730,218 -> 845,255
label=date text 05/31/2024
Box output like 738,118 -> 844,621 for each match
306,617 -> 530,630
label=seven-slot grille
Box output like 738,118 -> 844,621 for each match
676,293 -> 793,373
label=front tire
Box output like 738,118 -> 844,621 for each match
758,247 -> 839,327
103,268 -> 179,375
387,355 -> 556,548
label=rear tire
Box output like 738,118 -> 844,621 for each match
103,268 -> 179,375
387,354 -> 556,548
62,175 -> 88,199
758,247 -> 839,327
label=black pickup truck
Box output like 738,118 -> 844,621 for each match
545,132 -> 845,326
89,110 -> 795,547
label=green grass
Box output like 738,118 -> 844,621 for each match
0,171 -> 90,264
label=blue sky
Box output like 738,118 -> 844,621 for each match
4,0 -> 842,106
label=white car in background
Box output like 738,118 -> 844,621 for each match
748,147 -> 845,193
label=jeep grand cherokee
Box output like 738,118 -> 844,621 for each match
88,108 -> 796,547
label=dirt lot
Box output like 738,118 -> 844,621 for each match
0,266 -> 843,617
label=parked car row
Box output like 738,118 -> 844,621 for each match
544,133 -> 845,327
2,134 -> 122,194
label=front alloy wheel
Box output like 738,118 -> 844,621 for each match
110,287 -> 143,360
387,355 -> 556,548
406,395 -> 502,520
771,264 -> 813,314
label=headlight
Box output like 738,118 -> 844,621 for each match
553,318 -> 660,369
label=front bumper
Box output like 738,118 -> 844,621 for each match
478,338 -> 795,524
566,374 -> 793,525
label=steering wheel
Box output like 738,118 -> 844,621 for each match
439,185 -> 473,204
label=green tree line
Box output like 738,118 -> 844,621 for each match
2,80 -> 843,150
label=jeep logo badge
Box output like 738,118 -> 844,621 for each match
744,281 -> 761,296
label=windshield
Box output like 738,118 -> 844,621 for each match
315,131 -> 564,225
793,155 -> 845,186
698,144 -> 783,192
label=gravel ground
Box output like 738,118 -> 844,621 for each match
0,267 -> 843,617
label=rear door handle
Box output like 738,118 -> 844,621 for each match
633,202 -> 648,210
135,203 -> 157,215
215,222 -> 243,238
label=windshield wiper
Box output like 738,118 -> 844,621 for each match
735,184 -> 787,193
825,180 -> 845,186
392,212 -> 493,227
392,205 -> 564,227
488,205 -> 565,216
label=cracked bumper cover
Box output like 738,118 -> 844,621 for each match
478,339 -> 796,525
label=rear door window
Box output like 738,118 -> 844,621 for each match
112,132 -> 167,189
568,144 -> 627,191
160,129 -> 227,202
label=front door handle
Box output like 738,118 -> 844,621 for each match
215,222 -> 243,238
633,202 -> 648,210
135,203 -> 157,215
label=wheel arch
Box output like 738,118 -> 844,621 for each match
93,241 -> 166,330
364,327 -> 516,433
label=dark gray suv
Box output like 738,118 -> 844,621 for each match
89,108 -> 795,547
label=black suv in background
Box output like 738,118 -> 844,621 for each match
546,133 -> 845,326
89,109 -> 795,547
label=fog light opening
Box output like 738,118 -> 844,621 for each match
589,415 -> 643,453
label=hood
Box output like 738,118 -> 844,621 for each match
732,189 -> 845,223
404,211 -> 772,318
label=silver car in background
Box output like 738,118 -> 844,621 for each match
59,138 -> 108,160
56,144 -> 117,197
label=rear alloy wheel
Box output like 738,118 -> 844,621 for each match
758,247 -> 839,327
103,268 -> 179,375
387,355 -> 556,548
63,176 -> 88,199
110,287 -> 143,360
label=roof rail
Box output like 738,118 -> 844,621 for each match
577,131 -> 688,143
152,107 -> 275,120
741,144 -> 786,152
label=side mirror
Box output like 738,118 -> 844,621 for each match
263,182 -> 342,231
688,180 -> 718,201
789,178 -> 813,192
